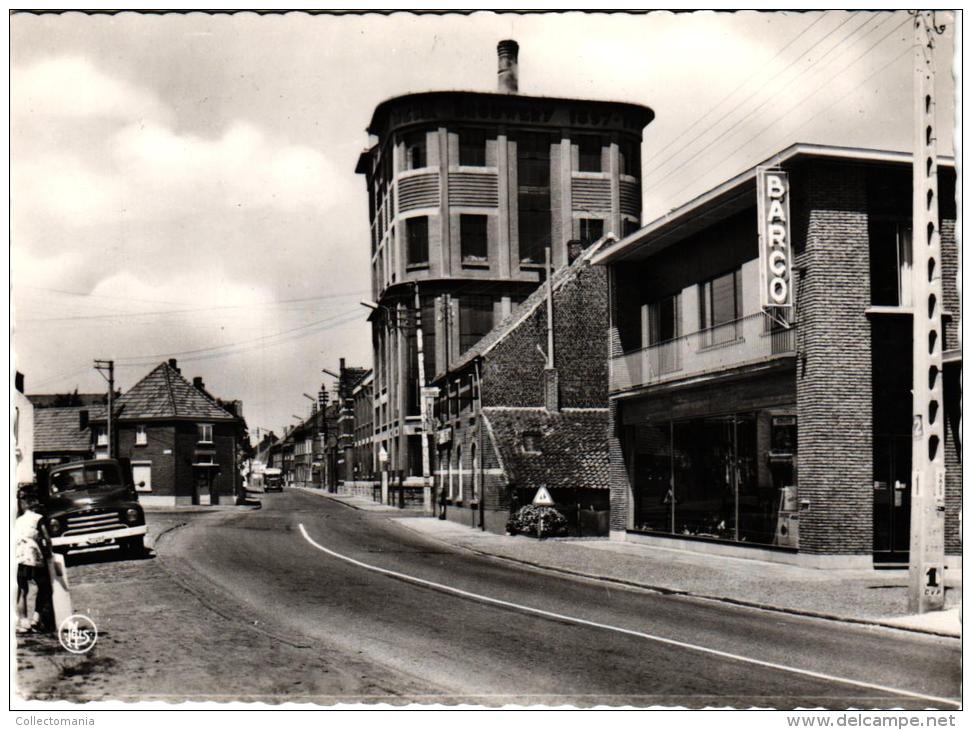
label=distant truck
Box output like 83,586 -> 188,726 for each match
38,459 -> 147,555
263,467 -> 283,492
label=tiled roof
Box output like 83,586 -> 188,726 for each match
482,407 -> 609,491
442,237 -> 612,378
33,406 -> 102,453
112,362 -> 236,421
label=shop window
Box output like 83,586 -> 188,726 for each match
869,221 -> 913,307
459,129 -> 488,167
135,425 -> 147,446
579,218 -> 604,246
460,214 -> 488,265
578,135 -> 603,172
631,414 -> 787,547
699,268 -> 742,345
406,217 -> 429,267
404,131 -> 427,170
459,295 -> 494,354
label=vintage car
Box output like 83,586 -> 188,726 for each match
263,467 -> 283,492
39,459 -> 147,555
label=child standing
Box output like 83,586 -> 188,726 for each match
15,490 -> 45,633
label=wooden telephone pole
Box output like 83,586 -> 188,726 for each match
94,359 -> 114,458
908,10 -> 947,613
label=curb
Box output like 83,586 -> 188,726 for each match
393,521 -> 961,640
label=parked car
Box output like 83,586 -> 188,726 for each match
38,459 -> 147,555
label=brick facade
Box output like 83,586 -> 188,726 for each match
794,162 -> 874,555
434,252 -> 611,533
600,148 -> 960,565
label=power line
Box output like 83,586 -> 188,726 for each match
645,11 -> 828,172
115,307 -> 365,366
16,287 -> 371,323
659,13 -> 912,205
643,12 -> 869,183
646,12 -> 892,189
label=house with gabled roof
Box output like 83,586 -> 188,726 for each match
32,406 -> 100,472
430,237 -> 613,534
91,358 -> 246,506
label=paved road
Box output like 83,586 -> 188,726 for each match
159,489 -> 961,708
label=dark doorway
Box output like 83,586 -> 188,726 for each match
871,315 -> 913,564
873,435 -> 911,564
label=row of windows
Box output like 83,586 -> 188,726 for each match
96,423 -> 215,447
440,441 -> 479,502
399,129 -> 641,175
620,220 -> 916,354
404,214 -> 608,268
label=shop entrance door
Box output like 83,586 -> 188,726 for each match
873,435 -> 911,564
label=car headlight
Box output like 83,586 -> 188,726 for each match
47,517 -> 62,536
124,508 -> 141,525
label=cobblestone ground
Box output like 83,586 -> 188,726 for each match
15,513 -> 426,704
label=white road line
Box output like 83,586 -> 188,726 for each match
297,524 -> 959,708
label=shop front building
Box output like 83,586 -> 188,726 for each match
593,144 -> 960,569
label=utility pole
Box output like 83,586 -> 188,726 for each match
413,282 -> 432,514
94,359 -> 114,458
908,10 -> 947,614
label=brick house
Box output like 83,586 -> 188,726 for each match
92,359 -> 246,506
431,238 -> 612,533
592,144 -> 960,569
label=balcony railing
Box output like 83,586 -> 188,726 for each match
610,312 -> 796,393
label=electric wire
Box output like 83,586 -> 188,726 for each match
646,12 -> 897,191
643,11 -> 851,180
659,13 -> 913,205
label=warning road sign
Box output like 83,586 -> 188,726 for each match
532,486 -> 555,507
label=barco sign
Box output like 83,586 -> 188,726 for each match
756,168 -> 793,309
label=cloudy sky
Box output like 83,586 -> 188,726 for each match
11,10 -> 957,438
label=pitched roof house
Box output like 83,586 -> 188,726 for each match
431,239 -> 612,535
92,359 -> 245,507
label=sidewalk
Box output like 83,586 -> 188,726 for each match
394,516 -> 961,638
294,486 -> 427,513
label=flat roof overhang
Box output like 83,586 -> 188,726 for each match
592,143 -> 956,266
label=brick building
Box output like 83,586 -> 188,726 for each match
593,144 -> 960,569
431,239 -> 611,533
91,359 -> 247,506
355,40 -> 653,492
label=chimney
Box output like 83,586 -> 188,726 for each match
168,358 -> 180,374
543,368 -> 560,413
567,239 -> 585,264
497,40 -> 519,94
193,376 -> 205,390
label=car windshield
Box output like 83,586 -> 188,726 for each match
50,464 -> 122,494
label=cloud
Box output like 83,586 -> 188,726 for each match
11,55 -> 353,292
12,56 -> 168,123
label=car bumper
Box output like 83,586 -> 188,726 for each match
51,525 -> 147,547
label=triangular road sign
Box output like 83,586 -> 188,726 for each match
532,486 -> 555,507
